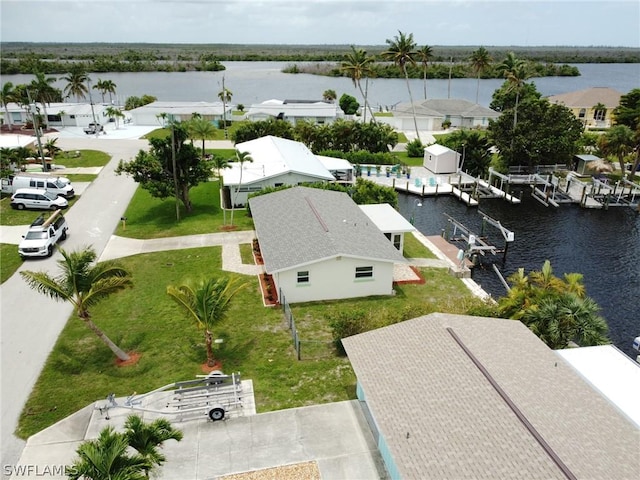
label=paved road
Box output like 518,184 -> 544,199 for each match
0,137 -> 147,474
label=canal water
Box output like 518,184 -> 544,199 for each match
398,190 -> 640,358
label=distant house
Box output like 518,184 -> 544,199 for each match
423,144 -> 459,174
2,102 -> 109,129
244,99 -> 340,125
391,98 -> 499,131
547,87 -> 622,129
359,203 -> 415,252
249,186 -> 406,304
221,136 -> 336,208
128,101 -> 232,126
342,312 -> 638,480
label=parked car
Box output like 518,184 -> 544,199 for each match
84,122 -> 104,134
10,188 -> 68,210
18,211 -> 69,258
1,173 -> 75,198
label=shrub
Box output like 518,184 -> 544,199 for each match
406,139 -> 425,158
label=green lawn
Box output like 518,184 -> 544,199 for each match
115,180 -> 254,239
0,243 -> 22,283
54,149 -> 111,168
17,245 -> 476,439
403,233 -> 437,259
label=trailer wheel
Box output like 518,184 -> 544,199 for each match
208,407 -> 225,421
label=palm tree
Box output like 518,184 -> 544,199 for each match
104,106 -> 125,129
496,52 -> 529,130
94,79 -> 116,103
339,46 -> 377,122
62,69 -> 89,102
211,154 -> 230,178
30,71 -> 58,128
167,276 -> 247,367
469,46 -> 492,104
382,30 -> 420,139
1,81 -> 15,129
218,86 -> 232,138
20,247 -> 134,362
598,124 -> 634,176
322,89 -> 337,103
123,415 -> 183,478
415,45 -> 434,100
67,426 -> 149,480
188,117 -> 216,159
44,137 -> 61,159
229,149 -> 253,226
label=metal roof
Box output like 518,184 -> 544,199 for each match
249,186 -> 406,273
358,204 -> 415,234
128,101 -> 229,115
222,136 -> 335,185
343,313 -> 638,479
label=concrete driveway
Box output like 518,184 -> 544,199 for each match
0,136 -> 147,474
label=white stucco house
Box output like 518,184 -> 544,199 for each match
221,136 -> 336,208
391,98 -> 500,131
244,99 -> 340,125
2,102 -> 109,129
424,144 -> 460,174
249,186 -> 407,304
128,101 -> 232,126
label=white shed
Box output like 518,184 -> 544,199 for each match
424,144 -> 460,174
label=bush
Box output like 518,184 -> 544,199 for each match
406,139 -> 425,158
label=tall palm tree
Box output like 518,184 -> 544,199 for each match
94,78 -> 116,103
229,149 -> 253,226
187,117 -> 216,159
1,81 -> 15,129
340,46 -> 377,122
469,46 -> 492,104
598,124 -> 634,176
415,45 -> 434,100
123,415 -> 183,479
382,30 -> 420,139
20,247 -> 133,362
62,69 -> 89,102
167,276 -> 247,367
496,52 -> 529,130
30,72 -> 59,128
218,86 -> 232,138
211,154 -> 230,178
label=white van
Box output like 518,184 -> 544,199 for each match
2,174 -> 74,198
10,188 -> 69,210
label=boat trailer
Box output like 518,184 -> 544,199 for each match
96,371 -> 244,422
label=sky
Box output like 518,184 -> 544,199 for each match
0,0 -> 639,47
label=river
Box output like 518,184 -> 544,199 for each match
3,62 -> 639,357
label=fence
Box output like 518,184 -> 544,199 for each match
280,289 -> 334,361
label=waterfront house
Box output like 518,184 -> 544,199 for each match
390,98 -> 499,131
423,143 -> 459,174
547,87 -> 622,129
342,312 -> 639,480
1,102 -> 109,129
221,135 -> 335,208
249,186 -> 406,304
244,99 -> 340,125
128,101 -> 232,126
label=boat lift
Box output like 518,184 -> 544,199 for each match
96,371 -> 245,422
443,211 -> 515,263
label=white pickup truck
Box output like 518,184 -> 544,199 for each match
18,210 -> 68,259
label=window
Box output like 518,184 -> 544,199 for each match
594,108 -> 606,121
355,266 -> 373,279
297,271 -> 309,284
578,108 -> 586,119
393,234 -> 401,250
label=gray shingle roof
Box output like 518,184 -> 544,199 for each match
249,186 -> 406,273
395,98 -> 499,118
342,313 -> 638,480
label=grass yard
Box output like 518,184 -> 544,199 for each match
17,244 -> 477,439
403,233 -> 438,259
115,180 -> 254,239
54,149 -> 111,168
0,243 -> 23,283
